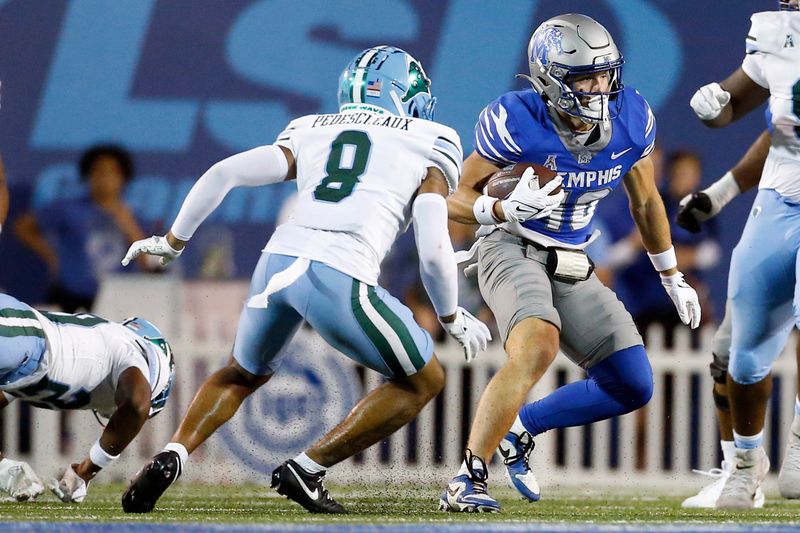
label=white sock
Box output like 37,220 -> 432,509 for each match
795,395 -> 800,417
721,440 -> 736,467
733,430 -> 764,451
510,415 -> 528,435
457,460 -> 470,476
164,442 -> 189,469
293,452 -> 326,474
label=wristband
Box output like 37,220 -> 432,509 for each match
702,171 -> 741,211
473,195 -> 501,225
89,440 -> 120,470
647,246 -> 678,272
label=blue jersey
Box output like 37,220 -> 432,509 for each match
474,88 -> 656,249
36,195 -> 131,298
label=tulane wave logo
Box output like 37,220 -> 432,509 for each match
218,331 -> 361,474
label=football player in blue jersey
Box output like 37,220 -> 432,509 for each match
440,14 -> 701,512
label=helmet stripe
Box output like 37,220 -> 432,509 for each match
352,48 -> 381,104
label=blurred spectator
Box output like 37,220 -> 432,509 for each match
14,144 -> 153,312
0,153 -> 8,236
607,149 -> 720,347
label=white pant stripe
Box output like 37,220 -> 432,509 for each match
357,283 -> 416,375
0,317 -> 44,330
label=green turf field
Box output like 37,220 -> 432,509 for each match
1,484 -> 800,526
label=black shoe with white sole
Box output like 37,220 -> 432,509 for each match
271,459 -> 347,514
121,450 -> 182,513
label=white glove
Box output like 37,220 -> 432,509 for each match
121,235 -> 183,267
50,465 -> 88,503
690,82 -> 731,121
661,272 -> 701,329
500,167 -> 565,223
441,307 -> 492,363
0,457 -> 44,501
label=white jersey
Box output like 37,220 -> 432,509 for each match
1,310 -> 154,418
266,107 -> 463,285
743,11 -> 800,202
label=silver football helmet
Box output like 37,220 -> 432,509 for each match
519,14 -> 624,124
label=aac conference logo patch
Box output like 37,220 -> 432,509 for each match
218,330 -> 361,475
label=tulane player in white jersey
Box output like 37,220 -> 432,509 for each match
440,14 -> 701,512
683,2 -> 800,508
677,131 -> 772,509
0,293 -> 175,503
119,46 -> 490,514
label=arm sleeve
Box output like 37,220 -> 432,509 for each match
473,95 -> 524,166
170,144 -> 289,241
427,131 -> 463,194
742,17 -> 769,89
411,193 -> 458,318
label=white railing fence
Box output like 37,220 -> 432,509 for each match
0,277 -> 797,491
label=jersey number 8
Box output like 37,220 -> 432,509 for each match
313,130 -> 372,203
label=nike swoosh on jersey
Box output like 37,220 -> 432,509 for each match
287,464 -> 320,500
610,148 -> 633,160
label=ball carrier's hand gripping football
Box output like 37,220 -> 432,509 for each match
499,167 -> 564,223
473,164 -> 565,226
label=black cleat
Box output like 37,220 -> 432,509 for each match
122,450 -> 182,513
271,460 -> 347,514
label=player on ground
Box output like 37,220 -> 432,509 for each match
0,293 -> 175,503
440,14 -> 701,512
119,46 -> 491,514
685,0 -> 800,509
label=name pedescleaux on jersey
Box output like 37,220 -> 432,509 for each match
312,113 -> 413,130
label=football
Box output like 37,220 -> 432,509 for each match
486,162 -> 562,199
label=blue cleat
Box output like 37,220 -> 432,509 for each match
498,430 -> 540,502
439,451 -> 500,513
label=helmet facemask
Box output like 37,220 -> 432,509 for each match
780,0 -> 800,11
562,63 -> 624,124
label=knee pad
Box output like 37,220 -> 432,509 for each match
709,352 -> 728,385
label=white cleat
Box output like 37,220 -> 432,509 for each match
716,448 -> 770,510
682,461 -> 764,509
779,418 -> 800,499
